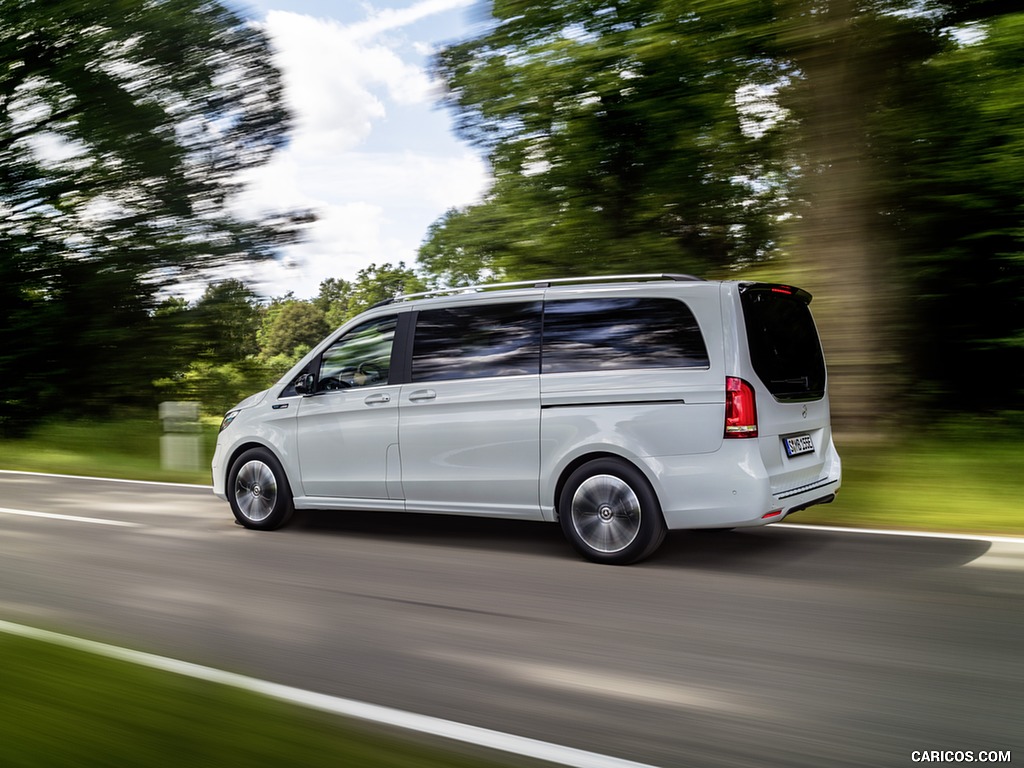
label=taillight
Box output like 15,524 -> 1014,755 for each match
725,377 -> 758,438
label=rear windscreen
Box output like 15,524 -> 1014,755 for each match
740,286 -> 826,402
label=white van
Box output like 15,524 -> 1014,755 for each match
212,275 -> 841,564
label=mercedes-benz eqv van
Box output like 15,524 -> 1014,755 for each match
212,274 -> 841,564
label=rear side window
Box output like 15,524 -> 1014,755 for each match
411,302 -> 541,382
542,297 -> 709,373
740,285 -> 826,402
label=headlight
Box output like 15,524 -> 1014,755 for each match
220,410 -> 240,432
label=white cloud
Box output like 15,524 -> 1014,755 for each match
231,2 -> 489,299
347,0 -> 476,41
236,144 -> 487,298
265,11 -> 390,151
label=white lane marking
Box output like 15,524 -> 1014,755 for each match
0,507 -> 141,528
0,469 -> 210,490
0,620 -> 659,768
778,522 -> 1024,546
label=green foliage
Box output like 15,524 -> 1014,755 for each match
424,0 -> 786,283
155,358 -> 279,417
346,262 -> 426,315
314,276 -> 354,328
873,11 -> 1024,409
259,300 -> 330,359
419,208 -> 503,287
423,0 -> 1024,419
192,280 -> 263,362
0,0 -> 305,434
151,264 -> 426,416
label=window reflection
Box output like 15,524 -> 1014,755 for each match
543,298 -> 709,373
412,302 -> 541,382
317,317 -> 396,391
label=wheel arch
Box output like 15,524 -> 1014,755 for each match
224,440 -> 291,489
552,451 -> 660,522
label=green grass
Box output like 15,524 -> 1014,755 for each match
0,413 -> 217,485
0,631 -> 543,768
798,427 -> 1024,536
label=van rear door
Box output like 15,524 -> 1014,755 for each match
737,284 -> 836,498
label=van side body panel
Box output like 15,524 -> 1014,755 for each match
399,374 -> 543,518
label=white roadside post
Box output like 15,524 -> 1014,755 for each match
159,401 -> 201,472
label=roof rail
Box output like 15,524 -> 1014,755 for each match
386,273 -> 704,304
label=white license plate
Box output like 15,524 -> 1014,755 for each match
784,434 -> 814,457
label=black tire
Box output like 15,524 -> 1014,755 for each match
558,458 -> 666,565
227,447 -> 294,530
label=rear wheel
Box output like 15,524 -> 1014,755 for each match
227,448 -> 294,530
558,458 -> 666,565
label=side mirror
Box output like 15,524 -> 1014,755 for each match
294,373 -> 315,396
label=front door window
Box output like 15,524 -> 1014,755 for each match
317,317 -> 396,392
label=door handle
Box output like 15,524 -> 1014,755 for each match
408,389 -> 436,402
364,393 -> 391,405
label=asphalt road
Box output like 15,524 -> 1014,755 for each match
1,470 -> 1022,767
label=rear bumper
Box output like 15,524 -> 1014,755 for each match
785,492 -> 837,516
644,437 -> 842,530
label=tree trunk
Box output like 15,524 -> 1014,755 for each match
780,0 -> 904,437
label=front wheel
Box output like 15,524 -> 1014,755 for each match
558,458 -> 666,565
227,448 -> 294,530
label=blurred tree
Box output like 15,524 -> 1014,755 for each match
313,277 -> 354,329
419,205 -> 516,286
191,280 -> 262,362
772,0 -> 1024,425
423,0 -> 784,283
425,0 -> 1023,429
875,10 -> 1024,411
765,0 -> 933,431
346,262 -> 425,317
0,0 -> 304,433
259,300 -> 329,359
156,357 -> 275,417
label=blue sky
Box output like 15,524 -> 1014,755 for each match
225,0 -> 491,299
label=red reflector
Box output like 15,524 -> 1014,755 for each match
725,377 -> 758,438
762,509 -> 783,519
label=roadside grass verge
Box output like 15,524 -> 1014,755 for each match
798,426 -> 1024,536
0,413 -> 217,485
0,414 -> 1021,535
0,630 -> 539,768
